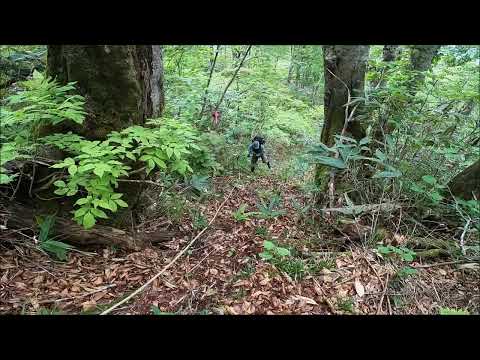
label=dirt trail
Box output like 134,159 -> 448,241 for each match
1,174 -> 478,315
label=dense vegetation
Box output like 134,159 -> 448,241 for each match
0,45 -> 478,315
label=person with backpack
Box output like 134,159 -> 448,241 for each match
248,136 -> 271,173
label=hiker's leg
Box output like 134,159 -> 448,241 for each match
251,155 -> 258,172
261,154 -> 271,169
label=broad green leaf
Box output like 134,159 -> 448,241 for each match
115,199 -> 128,208
83,212 -> 96,229
54,188 -> 68,195
276,248 -> 291,257
75,197 -> 89,206
74,207 -> 88,218
68,164 -> 77,176
91,208 -> 108,219
259,252 -> 273,260
263,241 -> 275,250
314,156 -> 346,169
54,180 -> 66,188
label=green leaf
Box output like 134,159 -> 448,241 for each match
54,188 -> 68,195
111,193 -> 123,200
83,212 -> 96,229
275,247 -> 291,257
439,307 -> 469,315
359,137 -> 370,146
64,157 -> 75,166
314,156 -> 346,169
375,149 -> 386,162
93,163 -> 111,178
74,207 -> 88,218
259,252 -> 273,260
108,200 -> 118,212
75,197 -> 89,206
115,199 -> 128,208
90,208 -> 108,219
263,241 -> 275,250
422,175 -> 437,185
66,189 -> 78,196
68,164 -> 77,176
54,180 -> 66,188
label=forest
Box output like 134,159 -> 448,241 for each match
0,44 -> 478,315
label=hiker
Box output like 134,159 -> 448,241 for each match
248,136 -> 271,173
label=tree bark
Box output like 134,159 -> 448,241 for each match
46,45 -> 165,140
408,45 -> 441,94
3,203 -> 173,250
41,46 -> 166,229
198,45 -> 220,119
383,45 -> 400,62
321,45 -> 370,146
447,159 -> 480,200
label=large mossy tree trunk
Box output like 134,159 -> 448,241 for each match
315,45 -> 370,197
46,45 -> 164,139
42,45 -> 165,228
447,160 -> 480,200
320,45 -> 370,146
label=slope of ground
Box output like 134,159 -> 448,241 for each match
1,173 -> 478,315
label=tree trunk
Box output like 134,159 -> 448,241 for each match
287,46 -> 294,83
42,46 -> 165,229
408,45 -> 441,94
214,45 -> 252,112
321,45 -> 370,146
3,203 -> 173,251
447,160 -> 480,200
198,45 -> 220,119
46,45 -> 165,140
383,45 -> 400,62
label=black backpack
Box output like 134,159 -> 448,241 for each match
253,136 -> 265,145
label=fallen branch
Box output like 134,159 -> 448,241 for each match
321,202 -> 401,215
376,273 -> 390,314
100,188 -> 234,315
413,259 -> 480,269
3,202 -> 173,250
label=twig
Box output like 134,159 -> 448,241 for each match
185,248 -> 218,276
29,162 -> 37,198
116,179 -> 164,187
376,273 -> 390,314
413,259 -> 479,269
100,189 -> 234,315
459,219 -> 471,256
9,165 -> 24,201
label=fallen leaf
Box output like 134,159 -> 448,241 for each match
354,279 -> 365,297
210,268 -> 219,276
458,263 -> 479,270
292,295 -> 318,306
93,277 -> 103,285
82,300 -> 97,312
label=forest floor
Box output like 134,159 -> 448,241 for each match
1,164 -> 479,315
